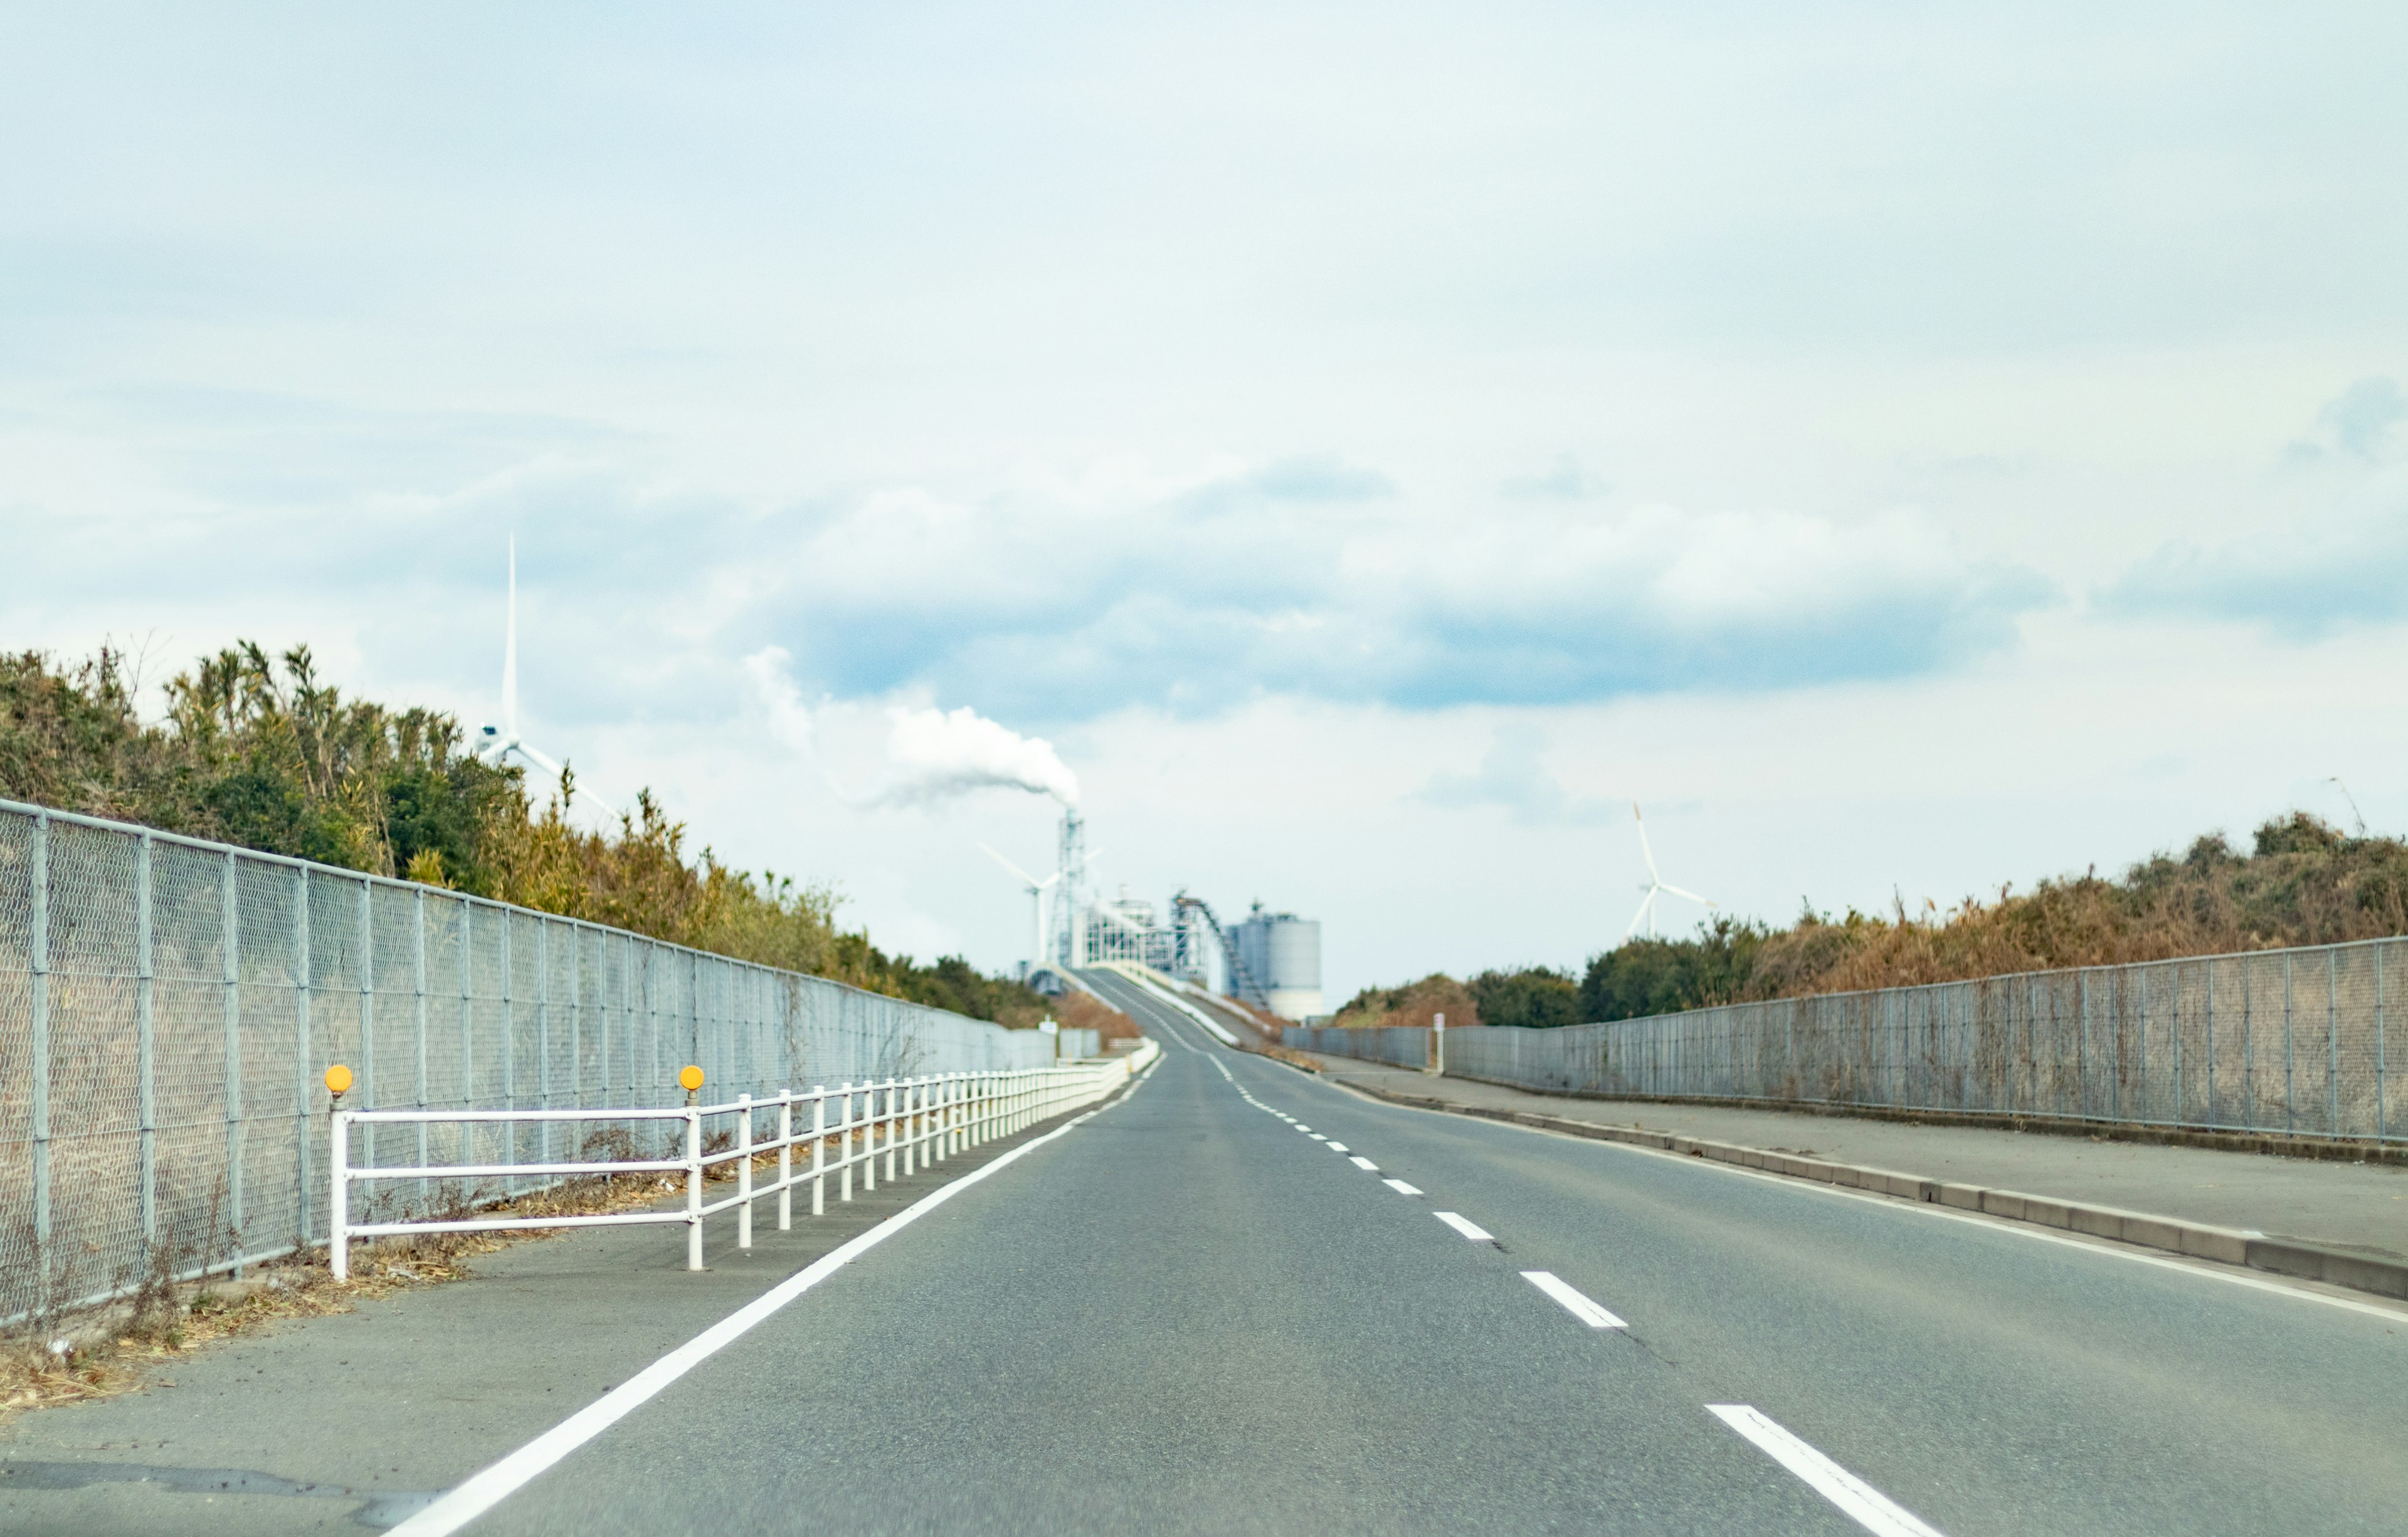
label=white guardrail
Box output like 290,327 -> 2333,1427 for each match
328,1043 -> 1158,1279
1093,961 -> 1241,1045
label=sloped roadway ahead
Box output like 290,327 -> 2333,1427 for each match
445,976 -> 2405,1535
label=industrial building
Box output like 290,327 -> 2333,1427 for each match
1228,902 -> 1323,1020
1022,808 -> 1322,1019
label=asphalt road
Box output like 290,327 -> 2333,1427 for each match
335,966 -> 2401,1536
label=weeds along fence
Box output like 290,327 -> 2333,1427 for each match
1286,937 -> 2405,1148
0,798 -> 1060,1324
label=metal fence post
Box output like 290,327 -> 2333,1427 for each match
500,914 -> 516,1181
223,848 -> 243,1272
136,830 -> 157,1264
569,924 -> 584,1119
357,877 -> 374,1173
2283,952 -> 2294,1134
591,931 -> 606,1114
2024,976 -> 2036,1114
2225,963 -> 2244,1132
28,812 -> 51,1314
609,935 -> 624,1106
295,867 -> 311,1242
537,919 -> 551,1170
413,888 -> 428,1212
2377,944 -> 2389,1143
458,900 -> 473,1132
2133,966 -> 2146,1124
2328,948 -> 2341,1136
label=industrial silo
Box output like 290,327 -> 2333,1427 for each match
1230,902 -> 1323,1020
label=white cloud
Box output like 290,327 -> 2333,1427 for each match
741,645 -> 813,753
6,2 -> 2407,1000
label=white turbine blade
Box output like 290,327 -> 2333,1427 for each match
977,842 -> 1040,888
503,534 -> 519,737
1079,847 -> 1105,869
1035,871 -> 1062,890
517,742 -> 562,776
1625,890 -> 1654,939
1633,802 -> 1661,882
1661,884 -> 1716,907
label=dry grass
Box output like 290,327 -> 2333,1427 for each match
1250,1041 -> 1325,1073
0,1141 -> 815,1423
1052,989 -> 1141,1043
1751,812 -> 2408,998
1329,974 -> 1479,1032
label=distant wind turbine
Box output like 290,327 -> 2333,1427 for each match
1627,803 -> 1714,940
476,536 -> 563,777
980,839 -> 1102,973
979,842 -> 1062,973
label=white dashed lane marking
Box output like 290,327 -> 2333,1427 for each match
1383,1179 -> 1423,1195
1709,1406 -> 1946,1537
1349,1156 -> 1379,1171
1435,1212 -> 1494,1242
1521,1270 -> 1626,1329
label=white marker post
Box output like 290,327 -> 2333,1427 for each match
1430,1011 -> 1445,1077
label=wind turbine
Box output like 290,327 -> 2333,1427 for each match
978,843 -> 1062,973
475,536 -> 562,776
1627,802 -> 1714,940
979,841 -> 1104,973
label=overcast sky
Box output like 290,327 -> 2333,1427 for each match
7,3 -> 2408,1004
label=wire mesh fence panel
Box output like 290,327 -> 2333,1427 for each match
0,799 -> 1061,1324
1292,936 -> 2408,1153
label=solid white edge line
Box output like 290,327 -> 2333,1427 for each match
1709,1404 -> 1945,1537
1434,1210 -> 1494,1242
1347,1091 -> 2408,1325
1519,1269 -> 1627,1329
1122,969 -> 1240,1045
1383,1178 -> 1423,1195
1349,1156 -> 1379,1170
386,1072 -> 1149,1537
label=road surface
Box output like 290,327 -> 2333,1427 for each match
362,968 -> 2408,1535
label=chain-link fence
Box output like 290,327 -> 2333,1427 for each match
0,798 -> 1056,1324
1286,939 -> 2404,1148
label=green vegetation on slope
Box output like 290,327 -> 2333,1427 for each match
1333,811 -> 2408,1028
0,643 -> 1058,1025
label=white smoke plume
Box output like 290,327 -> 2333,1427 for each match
877,704 -> 1080,807
741,647 -> 814,753
741,647 -> 1077,808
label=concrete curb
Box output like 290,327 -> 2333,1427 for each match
1336,1079 -> 2408,1302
